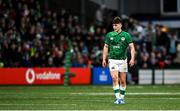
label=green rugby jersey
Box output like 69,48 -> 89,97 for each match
105,31 -> 133,60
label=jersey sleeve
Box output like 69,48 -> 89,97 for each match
126,33 -> 133,44
104,33 -> 110,45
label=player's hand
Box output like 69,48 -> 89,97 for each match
129,59 -> 135,67
102,60 -> 107,67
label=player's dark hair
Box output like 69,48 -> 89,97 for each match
112,16 -> 122,24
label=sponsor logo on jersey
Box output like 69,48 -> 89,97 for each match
113,46 -> 120,48
110,37 -> 113,40
121,37 -> 125,41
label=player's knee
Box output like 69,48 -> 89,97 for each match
120,80 -> 126,86
112,76 -> 118,82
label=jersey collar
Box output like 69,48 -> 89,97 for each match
114,30 -> 123,35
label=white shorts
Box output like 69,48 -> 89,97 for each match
108,59 -> 128,72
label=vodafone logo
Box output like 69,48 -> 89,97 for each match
25,68 -> 61,84
26,69 -> 35,84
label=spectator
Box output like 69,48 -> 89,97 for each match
0,0 -> 179,69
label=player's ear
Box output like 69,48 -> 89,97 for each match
120,23 -> 122,27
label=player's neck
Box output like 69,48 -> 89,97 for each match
115,29 -> 122,34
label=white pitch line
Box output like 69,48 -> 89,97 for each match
129,97 -> 179,100
71,92 -> 180,95
128,92 -> 180,95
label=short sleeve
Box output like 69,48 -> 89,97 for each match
105,33 -> 110,45
126,33 -> 133,44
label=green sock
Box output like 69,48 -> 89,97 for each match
120,85 -> 126,99
113,85 -> 120,99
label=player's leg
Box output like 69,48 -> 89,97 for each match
119,72 -> 126,99
118,59 -> 128,104
109,59 -> 121,103
110,70 -> 120,100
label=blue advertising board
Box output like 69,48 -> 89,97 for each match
92,67 -> 112,85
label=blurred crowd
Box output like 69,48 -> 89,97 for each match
0,0 -> 180,69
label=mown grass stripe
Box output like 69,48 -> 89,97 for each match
0,103 -> 77,106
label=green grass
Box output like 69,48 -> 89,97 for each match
0,85 -> 180,110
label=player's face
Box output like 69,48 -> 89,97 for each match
113,23 -> 122,33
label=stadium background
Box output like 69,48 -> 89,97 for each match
0,0 -> 180,110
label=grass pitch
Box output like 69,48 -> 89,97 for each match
0,85 -> 180,110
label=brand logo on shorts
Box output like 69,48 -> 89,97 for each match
111,67 -> 115,69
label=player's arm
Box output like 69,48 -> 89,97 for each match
129,43 -> 135,67
102,44 -> 109,67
